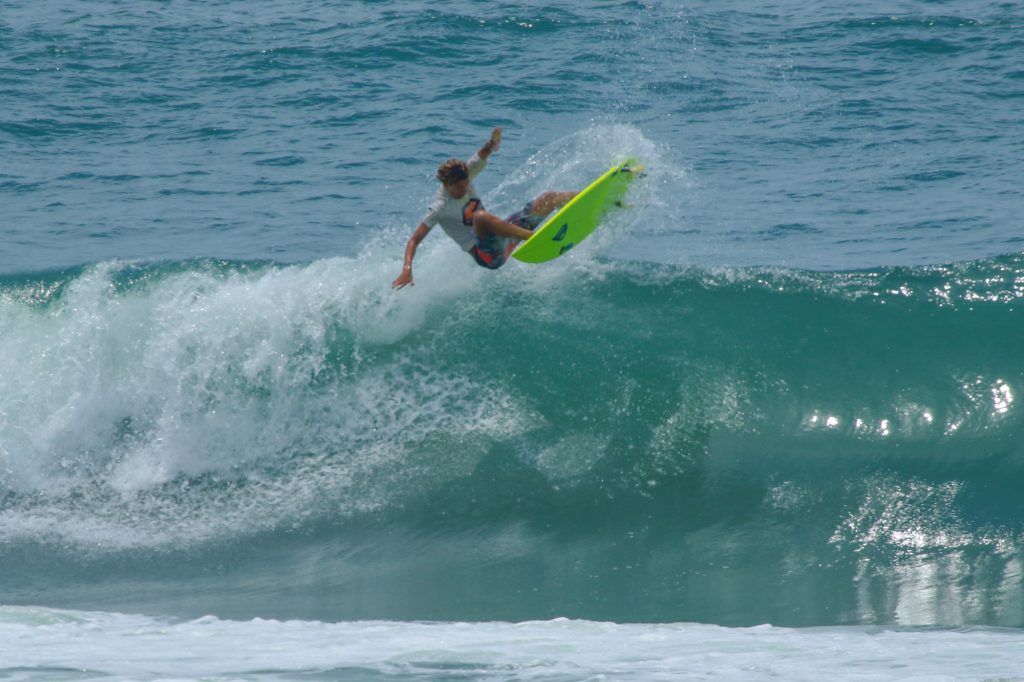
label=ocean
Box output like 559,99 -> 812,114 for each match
2,0 -> 1024,679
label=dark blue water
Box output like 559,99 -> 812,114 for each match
3,2 -> 1024,664
4,1 -> 1022,272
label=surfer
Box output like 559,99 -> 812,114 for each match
392,127 -> 576,289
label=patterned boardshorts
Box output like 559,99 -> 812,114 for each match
469,201 -> 542,270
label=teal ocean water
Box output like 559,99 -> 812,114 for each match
3,1 -> 1024,679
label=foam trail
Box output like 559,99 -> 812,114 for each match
2,606 -> 1024,681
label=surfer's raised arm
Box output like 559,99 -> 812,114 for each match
478,127 -> 501,160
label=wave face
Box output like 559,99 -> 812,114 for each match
1,253 -> 1023,626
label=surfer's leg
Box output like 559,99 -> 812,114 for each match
472,210 -> 533,241
527,191 -> 577,220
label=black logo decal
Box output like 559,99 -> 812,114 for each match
462,198 -> 482,225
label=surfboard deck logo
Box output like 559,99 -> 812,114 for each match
511,159 -> 643,264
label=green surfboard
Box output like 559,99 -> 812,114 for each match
511,159 -> 643,264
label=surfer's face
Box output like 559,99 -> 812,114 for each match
444,179 -> 469,199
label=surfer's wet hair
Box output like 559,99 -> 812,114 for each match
436,159 -> 469,185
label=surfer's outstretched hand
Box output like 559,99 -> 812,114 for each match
392,269 -> 414,289
480,128 -> 501,159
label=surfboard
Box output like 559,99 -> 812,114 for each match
511,159 -> 643,264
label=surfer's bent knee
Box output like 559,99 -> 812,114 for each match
471,210 -> 492,237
